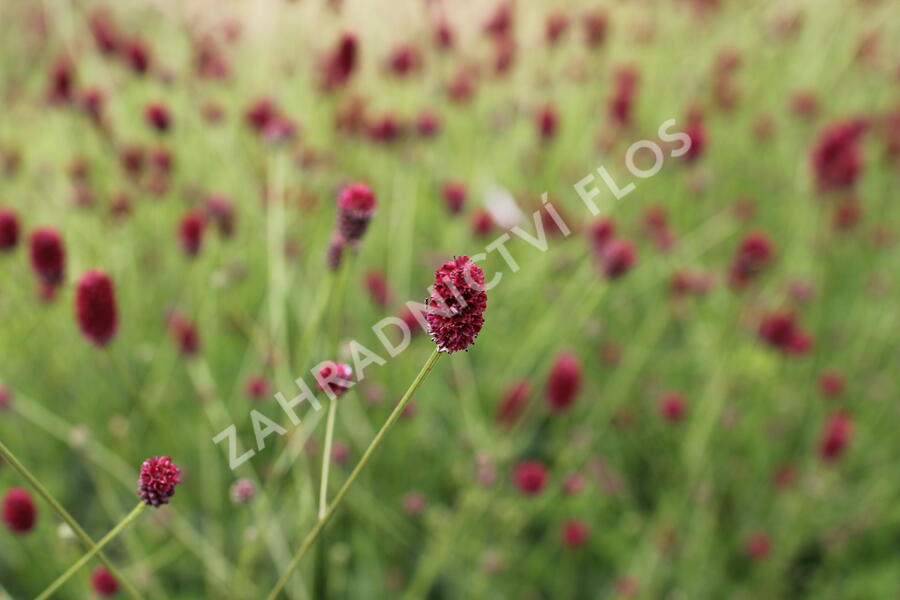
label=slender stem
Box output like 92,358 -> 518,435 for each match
317,399 -> 338,520
266,349 -> 443,600
37,502 -> 147,600
0,440 -> 143,600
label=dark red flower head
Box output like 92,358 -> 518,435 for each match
441,181 -> 467,214
167,312 -> 200,356
818,370 -> 844,398
658,392 -> 687,422
683,117 -> 707,162
47,56 -> 76,105
91,567 -> 119,597
426,256 -> 488,353
582,9 -> 608,48
535,103 -> 558,141
145,102 -> 171,133
497,379 -> 530,426
3,487 -> 37,533
0,209 -> 19,251
337,183 -> 376,243
75,270 -> 119,347
244,375 -> 270,400
88,8 -> 119,55
757,311 -> 813,355
561,519 -> 590,549
321,32 -> 358,91
138,456 -> 181,507
0,384 -> 11,411
810,118 -> 867,193
729,230 -> 774,289
745,532 -> 771,560
29,227 -> 66,286
819,412 -> 852,463
599,238 -> 637,279
178,211 -> 206,257
546,352 -> 582,412
514,460 -> 548,496
205,194 -> 235,238
364,270 -> 391,308
122,37 -> 152,75
316,362 -> 353,398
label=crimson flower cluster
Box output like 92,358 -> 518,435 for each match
3,487 -> 37,534
757,311 -> 813,355
75,270 -> 119,347
138,456 -> 182,507
425,256 -> 488,354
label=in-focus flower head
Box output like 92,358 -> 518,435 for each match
138,456 -> 181,507
426,256 -> 488,353
75,270 -> 119,347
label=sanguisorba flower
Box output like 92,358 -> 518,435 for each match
178,211 -> 206,257
138,456 -> 181,507
337,183 -> 376,244
90,566 -> 119,597
658,391 -> 687,422
75,270 -> 119,346
0,209 -> 19,251
230,479 -> 256,504
810,118 -> 867,193
546,352 -> 582,412
3,487 -> 37,533
561,519 -> 590,549
29,227 -> 66,286
819,412 -> 852,463
513,460 -> 548,496
145,101 -> 172,133
426,256 -> 488,354
316,362 -> 354,398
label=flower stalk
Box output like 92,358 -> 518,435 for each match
0,440 -> 143,600
36,502 -> 147,600
267,348 -> 442,600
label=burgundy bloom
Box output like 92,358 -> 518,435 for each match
729,230 -> 774,289
230,479 -> 256,504
471,210 -> 494,237
658,392 -> 687,423
81,87 -> 106,125
609,66 -> 638,126
561,519 -> 590,549
599,238 -> 637,279
582,9 -> 608,49
819,412 -> 852,463
484,2 -> 513,38
167,312 -> 200,356
535,103 -> 558,141
46,56 -> 76,105
145,102 -> 171,133
545,12 -> 570,46
387,43 -> 422,77
75,270 -> 119,346
119,145 -> 145,178
3,487 -> 37,533
426,256 -> 488,354
337,183 -> 376,243
138,456 -> 181,507
0,209 -> 19,251
434,20 -> 454,50
683,117 -> 707,162
321,32 -> 358,91
244,375 -> 270,400
442,182 -> 467,215
513,460 -> 548,496
122,37 -> 152,74
364,270 -> 391,308
88,8 -> 119,55
415,109 -> 441,137
545,352 -> 582,412
588,218 -> 615,252
818,370 -> 844,398
810,119 -> 867,193
29,228 -> 66,286
205,194 -> 235,238
757,311 -> 813,355
178,211 -> 206,257
745,532 -> 771,560
496,379 -> 530,426
245,98 -> 278,132
91,567 -> 119,597
316,362 -> 353,398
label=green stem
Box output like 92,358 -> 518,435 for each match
0,440 -> 143,600
317,399 -> 338,520
37,502 -> 147,600
266,349 -> 443,600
